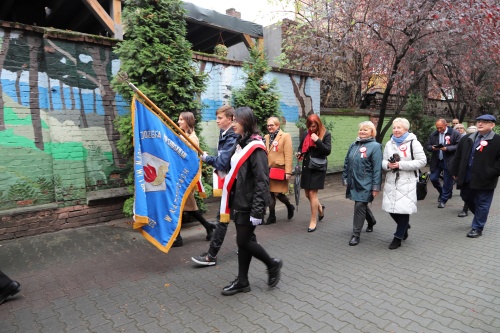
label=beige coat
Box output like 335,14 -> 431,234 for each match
264,129 -> 293,193
183,131 -> 200,211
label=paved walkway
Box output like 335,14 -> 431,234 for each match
1,174 -> 499,333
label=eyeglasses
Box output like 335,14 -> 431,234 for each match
267,124 -> 275,127
232,119 -> 239,124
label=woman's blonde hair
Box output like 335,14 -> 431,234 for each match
392,117 -> 410,131
359,121 -> 377,138
267,116 -> 280,126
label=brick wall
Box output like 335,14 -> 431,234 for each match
0,198 -> 126,240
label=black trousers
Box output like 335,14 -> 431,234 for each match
208,211 -> 256,258
352,202 -> 376,237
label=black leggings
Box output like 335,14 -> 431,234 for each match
268,192 -> 292,215
235,224 -> 274,283
186,210 -> 212,232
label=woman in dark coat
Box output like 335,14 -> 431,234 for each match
342,121 -> 382,246
219,107 -> 283,296
297,114 -> 332,232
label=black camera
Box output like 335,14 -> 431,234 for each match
388,153 -> 400,163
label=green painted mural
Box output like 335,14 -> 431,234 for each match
0,26 -> 128,210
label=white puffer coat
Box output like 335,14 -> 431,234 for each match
382,133 -> 427,214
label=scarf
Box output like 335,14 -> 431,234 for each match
268,129 -> 280,149
301,131 -> 315,153
219,140 -> 266,222
212,172 -> 224,197
392,132 -> 409,146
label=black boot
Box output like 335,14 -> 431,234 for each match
172,235 -> 183,247
264,215 -> 276,225
276,194 -> 294,220
222,279 -> 251,296
268,259 -> 283,287
389,237 -> 401,250
286,204 -> 295,220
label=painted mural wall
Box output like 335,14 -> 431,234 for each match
194,56 -> 320,156
0,26 -> 128,211
0,25 -> 320,214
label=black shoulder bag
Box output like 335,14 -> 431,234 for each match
410,140 -> 429,201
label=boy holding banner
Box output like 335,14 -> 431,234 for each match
191,105 -> 240,266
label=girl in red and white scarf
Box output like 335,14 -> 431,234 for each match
220,107 -> 283,296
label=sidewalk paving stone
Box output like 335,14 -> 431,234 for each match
0,173 -> 499,332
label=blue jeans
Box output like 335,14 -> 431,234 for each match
430,159 -> 453,202
389,213 -> 410,240
460,183 -> 495,231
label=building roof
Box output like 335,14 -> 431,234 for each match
183,3 -> 263,53
0,1 -> 263,52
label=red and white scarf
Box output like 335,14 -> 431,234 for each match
212,172 -> 225,197
219,140 -> 266,223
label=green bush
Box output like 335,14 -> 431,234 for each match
112,0 -> 208,216
233,46 -> 281,134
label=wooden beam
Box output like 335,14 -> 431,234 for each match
242,34 -> 255,49
110,0 -> 123,39
81,0 -> 115,37
257,38 -> 264,52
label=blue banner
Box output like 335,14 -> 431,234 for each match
132,97 -> 201,253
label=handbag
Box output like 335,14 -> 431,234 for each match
410,140 -> 428,201
269,167 -> 286,180
308,157 -> 327,171
416,171 -> 429,201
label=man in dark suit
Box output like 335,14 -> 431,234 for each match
451,114 -> 500,238
426,119 -> 461,208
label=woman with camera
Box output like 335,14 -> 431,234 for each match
382,118 -> 426,249
297,114 -> 332,232
342,121 -> 382,246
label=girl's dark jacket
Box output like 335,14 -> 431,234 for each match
450,131 -> 500,190
229,135 -> 270,223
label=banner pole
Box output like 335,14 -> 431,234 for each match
118,73 -> 203,154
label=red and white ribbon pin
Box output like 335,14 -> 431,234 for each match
399,144 -> 407,157
359,147 -> 367,158
272,141 -> 278,152
477,140 -> 488,152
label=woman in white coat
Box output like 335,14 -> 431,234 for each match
382,118 -> 427,249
